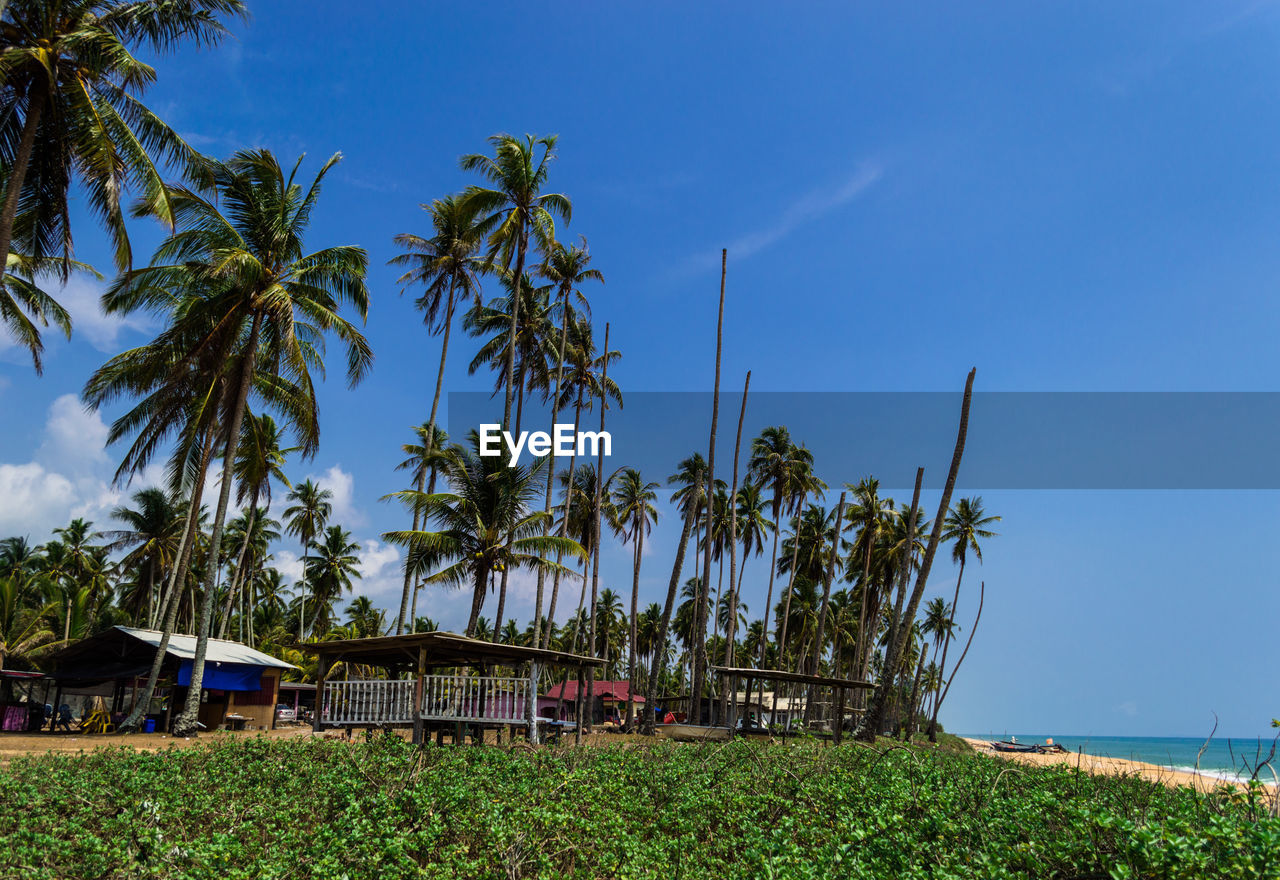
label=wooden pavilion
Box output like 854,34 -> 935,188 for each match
710,666 -> 874,743
298,631 -> 604,744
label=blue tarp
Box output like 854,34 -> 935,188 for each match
176,661 -> 263,692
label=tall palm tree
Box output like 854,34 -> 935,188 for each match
844,477 -> 893,687
748,428 -> 823,675
929,496 -> 999,740
384,432 -> 585,636
608,467 -> 658,729
394,423 -> 449,630
642,453 -> 717,734
284,477 -> 332,640
0,0 -> 245,293
304,526 -> 362,636
104,487 -> 181,626
541,315 -> 620,647
217,412 -> 293,640
531,237 -> 602,648
389,194 -> 487,634
103,149 -> 371,737
460,133 -> 571,430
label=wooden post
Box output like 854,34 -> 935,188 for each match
312,652 -> 328,733
834,686 -> 845,745
726,675 -> 738,734
411,646 -> 427,745
527,661 -> 540,745
574,666 -> 585,745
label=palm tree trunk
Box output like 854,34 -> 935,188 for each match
534,288 -> 572,648
690,251 -> 727,723
173,313 -> 262,736
542,387 -> 584,648
864,368 -> 975,741
465,565 -> 487,637
120,427 -> 215,733
775,493 -> 806,674
217,495 -> 258,640
805,493 -> 847,723
719,371 -> 750,724
625,523 -> 642,731
933,580 -> 984,733
857,468 -> 922,740
928,551 -> 966,742
901,643 -> 928,741
502,229 -> 527,429
641,508 -> 693,735
0,93 -> 43,289
583,324 -> 610,730
397,282 -> 456,634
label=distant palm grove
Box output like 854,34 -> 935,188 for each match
0,0 -> 995,740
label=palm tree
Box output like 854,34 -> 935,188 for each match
0,0 -> 245,293
384,432 -> 585,636
928,496 -> 999,740
555,463 -> 605,654
844,477 -> 893,687
532,237 -> 602,648
642,453 -> 716,734
284,477 -> 332,640
217,412 -> 293,640
394,423 -> 449,631
460,133 -> 571,430
0,253 -> 84,372
104,487 -> 181,626
608,467 -> 658,729
303,526 -> 361,636
541,315 -> 620,648
748,427 -> 823,676
103,149 -> 371,737
389,194 -> 487,634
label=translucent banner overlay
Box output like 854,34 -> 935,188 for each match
446,392 -> 1280,489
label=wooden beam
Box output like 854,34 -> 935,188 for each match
312,652 -> 328,732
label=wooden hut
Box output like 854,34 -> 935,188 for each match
298,631 -> 604,744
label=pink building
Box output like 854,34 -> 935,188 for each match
539,680 -> 645,725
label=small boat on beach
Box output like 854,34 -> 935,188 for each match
992,740 -> 1041,753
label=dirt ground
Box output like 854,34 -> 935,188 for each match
0,724 -> 315,765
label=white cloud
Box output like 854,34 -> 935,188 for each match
312,464 -> 364,527
55,275 -> 151,353
358,539 -> 400,579
39,394 -> 109,470
682,161 -> 883,273
0,463 -> 78,537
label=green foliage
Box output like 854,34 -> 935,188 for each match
1,737 -> 1276,879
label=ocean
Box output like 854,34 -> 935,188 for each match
963,733 -> 1280,783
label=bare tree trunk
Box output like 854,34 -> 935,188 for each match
173,315 -> 262,736
625,520 -> 643,731
584,323 -> 610,731
856,469 -> 922,740
120,427 -> 215,733
859,368 -> 975,742
641,505 -> 694,735
929,552 -> 967,742
719,371 -> 750,723
0,92 -> 43,290
217,494 -> 258,640
804,493 -> 846,724
775,490 -> 806,676
542,388 -> 584,649
690,250 -> 727,723
932,581 -> 984,734
399,283 -> 455,634
901,641 -> 928,741
534,288 -> 573,648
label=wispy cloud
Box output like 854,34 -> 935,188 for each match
680,160 -> 883,274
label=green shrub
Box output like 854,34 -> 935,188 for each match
0,735 -> 1275,879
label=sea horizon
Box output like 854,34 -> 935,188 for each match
963,733 -> 1280,782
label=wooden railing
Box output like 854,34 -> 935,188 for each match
321,679 -> 415,726
420,674 -> 531,724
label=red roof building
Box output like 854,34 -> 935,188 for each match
543,679 -> 645,703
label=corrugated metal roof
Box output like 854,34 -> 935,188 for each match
117,626 -> 295,670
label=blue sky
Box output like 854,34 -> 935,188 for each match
1,2 -> 1278,739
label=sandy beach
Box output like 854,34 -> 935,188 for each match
963,737 -> 1278,809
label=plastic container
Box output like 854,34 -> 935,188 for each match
143,719 -> 156,733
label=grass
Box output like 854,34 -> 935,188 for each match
1,734 -> 1277,879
